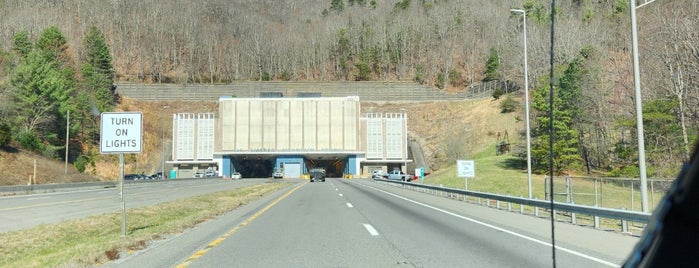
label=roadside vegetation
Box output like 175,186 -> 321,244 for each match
0,182 -> 289,268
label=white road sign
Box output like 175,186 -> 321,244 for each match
457,160 -> 475,178
100,112 -> 143,154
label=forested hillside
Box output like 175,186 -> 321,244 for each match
0,0 -> 697,178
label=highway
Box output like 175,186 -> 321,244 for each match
107,178 -> 639,268
0,178 -> 268,233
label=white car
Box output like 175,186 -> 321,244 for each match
231,172 -> 242,179
194,172 -> 204,178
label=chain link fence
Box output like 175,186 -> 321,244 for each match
544,175 -> 673,212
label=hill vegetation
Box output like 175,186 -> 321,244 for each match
0,0 -> 697,185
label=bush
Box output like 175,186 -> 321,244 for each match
15,130 -> 42,151
500,94 -> 517,113
492,87 -> 504,99
0,123 -> 11,147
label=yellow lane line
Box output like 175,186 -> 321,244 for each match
176,182 -> 306,268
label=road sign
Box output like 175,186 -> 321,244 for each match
457,160 -> 475,178
100,112 -> 143,154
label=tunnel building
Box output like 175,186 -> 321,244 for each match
168,96 -> 410,179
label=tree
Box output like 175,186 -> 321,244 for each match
81,27 -> 115,113
9,27 -> 76,157
484,48 -> 500,82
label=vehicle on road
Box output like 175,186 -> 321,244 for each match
150,172 -> 163,180
383,170 -> 412,182
205,170 -> 216,177
272,168 -> 284,179
309,168 -> 326,182
371,170 -> 384,179
231,172 -> 242,179
194,172 -> 204,178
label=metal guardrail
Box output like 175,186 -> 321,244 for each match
0,177 -> 224,195
373,178 -> 651,224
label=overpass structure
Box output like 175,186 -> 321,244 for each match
168,96 -> 410,179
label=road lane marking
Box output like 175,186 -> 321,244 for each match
26,197 -> 51,201
363,223 -> 380,236
347,203 -> 354,208
176,182 -> 307,268
356,182 -> 618,267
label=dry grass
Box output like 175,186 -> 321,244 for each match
0,182 -> 289,268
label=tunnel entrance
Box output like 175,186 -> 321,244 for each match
307,159 -> 345,178
234,157 -> 274,178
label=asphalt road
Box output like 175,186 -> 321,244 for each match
0,178 -> 268,233
107,178 -> 639,268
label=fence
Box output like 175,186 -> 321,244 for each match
544,175 -> 673,212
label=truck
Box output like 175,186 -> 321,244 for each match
309,168 -> 326,182
383,170 -> 413,182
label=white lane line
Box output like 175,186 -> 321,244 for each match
339,193 -> 343,197
26,197 -> 51,201
356,182 -> 619,267
347,202 -> 354,208
363,223 -> 380,236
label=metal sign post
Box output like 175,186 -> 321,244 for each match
457,160 -> 475,192
100,112 -> 142,237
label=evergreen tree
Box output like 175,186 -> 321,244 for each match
12,31 -> 32,57
484,47 -> 500,82
530,57 -> 593,174
10,27 -> 75,157
81,27 -> 116,113
82,26 -> 114,79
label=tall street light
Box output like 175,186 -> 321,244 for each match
511,8 -> 533,199
630,0 -> 655,213
162,105 -> 170,179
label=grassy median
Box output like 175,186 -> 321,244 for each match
0,182 -> 290,268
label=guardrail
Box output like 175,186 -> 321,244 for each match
373,178 -> 651,232
0,177 -> 224,195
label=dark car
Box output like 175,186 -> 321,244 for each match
309,168 -> 326,182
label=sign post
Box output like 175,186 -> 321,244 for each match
100,112 -> 142,237
457,160 -> 475,194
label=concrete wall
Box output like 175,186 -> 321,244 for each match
217,97 -> 360,152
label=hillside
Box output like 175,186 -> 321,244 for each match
0,95 -> 523,186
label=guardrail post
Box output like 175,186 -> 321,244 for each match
486,199 -> 491,207
594,215 -> 600,229
535,197 -> 540,217
496,200 -> 501,209
621,207 -> 629,233
508,202 -> 512,211
478,197 -> 482,205
571,202 -> 577,224
520,197 -> 524,214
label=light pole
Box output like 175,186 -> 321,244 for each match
630,0 -> 655,213
161,105 -> 170,179
400,108 -> 408,174
511,9 -> 533,199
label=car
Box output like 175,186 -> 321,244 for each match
384,170 -> 412,182
309,168 -> 326,182
231,172 -> 242,179
371,170 -> 384,179
205,170 -> 216,177
124,174 -> 140,180
272,168 -> 283,179
194,172 -> 204,178
150,172 -> 163,180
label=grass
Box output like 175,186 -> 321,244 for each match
422,144 -> 667,213
0,182 -> 289,268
